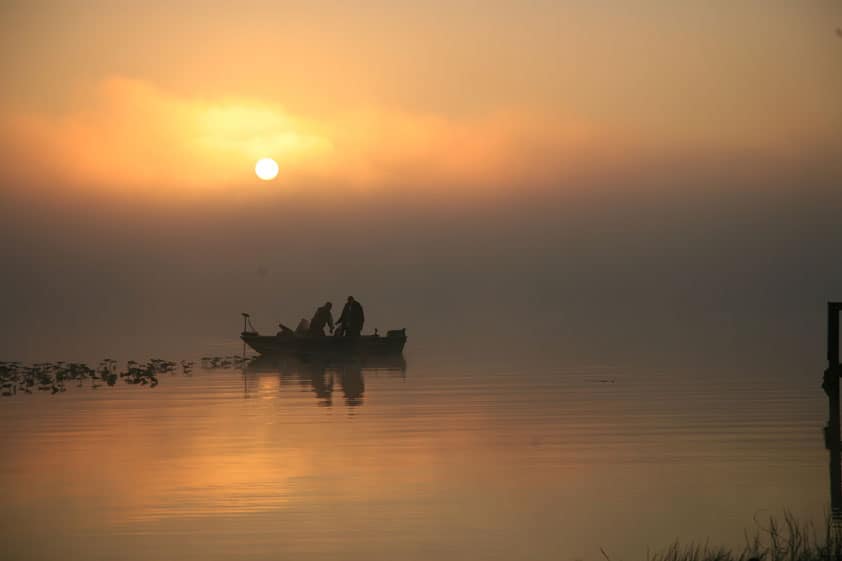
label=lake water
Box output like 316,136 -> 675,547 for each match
0,337 -> 827,561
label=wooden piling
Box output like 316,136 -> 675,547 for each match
829,303 -> 841,370
826,303 -> 842,527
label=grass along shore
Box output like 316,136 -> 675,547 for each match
604,512 -> 842,561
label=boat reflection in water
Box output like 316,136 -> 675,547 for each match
243,354 -> 407,407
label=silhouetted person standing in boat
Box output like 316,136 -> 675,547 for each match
309,302 -> 334,336
336,296 -> 365,337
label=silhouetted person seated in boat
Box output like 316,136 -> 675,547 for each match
336,296 -> 365,337
308,302 -> 334,336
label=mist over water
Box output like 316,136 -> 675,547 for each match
2,165 -> 840,367
2,166 -> 841,560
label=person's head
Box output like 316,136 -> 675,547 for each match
325,301 -> 332,309
347,296 -> 355,303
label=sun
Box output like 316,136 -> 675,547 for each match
255,158 -> 279,181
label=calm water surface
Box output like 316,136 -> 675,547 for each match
0,340 -> 826,561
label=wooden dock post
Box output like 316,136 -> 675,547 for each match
825,302 -> 842,526
829,303 -> 841,371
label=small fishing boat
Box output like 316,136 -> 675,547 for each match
241,330 -> 407,356
239,312 -> 406,356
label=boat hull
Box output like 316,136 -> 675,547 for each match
241,331 -> 406,356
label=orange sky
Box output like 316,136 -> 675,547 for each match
1,1 -> 840,201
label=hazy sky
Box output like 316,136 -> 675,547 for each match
1,0 -> 840,199
1,1 -> 841,363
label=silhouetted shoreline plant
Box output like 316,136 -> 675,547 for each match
631,512 -> 841,561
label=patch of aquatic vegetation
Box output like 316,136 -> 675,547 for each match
0,355 -> 249,396
200,355 -> 250,369
632,512 -> 842,561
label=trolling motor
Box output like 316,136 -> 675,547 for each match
241,313 -> 258,335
